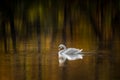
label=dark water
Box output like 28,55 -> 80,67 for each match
0,50 -> 120,80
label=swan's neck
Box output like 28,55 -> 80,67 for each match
58,44 -> 67,55
59,49 -> 65,54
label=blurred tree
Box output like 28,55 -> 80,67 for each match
77,0 -> 115,50
0,0 -> 17,53
35,15 -> 41,53
1,19 -> 7,52
62,0 -> 67,45
51,0 -> 58,46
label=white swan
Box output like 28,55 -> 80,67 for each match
58,44 -> 84,66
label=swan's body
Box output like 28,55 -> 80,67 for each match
58,44 -> 83,66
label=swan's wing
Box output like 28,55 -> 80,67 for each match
63,48 -> 83,55
63,53 -> 83,60
61,48 -> 83,60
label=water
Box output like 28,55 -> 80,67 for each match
0,50 -> 119,80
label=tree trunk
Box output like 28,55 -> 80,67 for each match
9,14 -> 17,53
62,0 -> 67,45
51,1 -> 58,47
35,16 -> 41,53
1,20 -> 7,53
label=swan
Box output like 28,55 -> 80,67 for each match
58,44 -> 84,66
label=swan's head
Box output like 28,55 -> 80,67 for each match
58,44 -> 66,50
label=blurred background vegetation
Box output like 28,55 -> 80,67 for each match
0,0 -> 120,80
0,0 -> 120,52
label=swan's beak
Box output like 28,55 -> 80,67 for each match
59,46 -> 63,50
58,47 -> 61,50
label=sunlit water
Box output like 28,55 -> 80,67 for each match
0,50 -> 120,80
